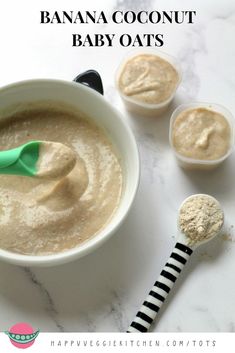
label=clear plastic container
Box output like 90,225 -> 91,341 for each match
115,48 -> 182,117
169,102 -> 235,170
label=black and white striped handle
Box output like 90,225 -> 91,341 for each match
127,242 -> 193,333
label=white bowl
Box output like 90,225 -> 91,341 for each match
0,77 -> 140,266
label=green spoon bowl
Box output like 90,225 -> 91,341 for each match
0,141 -> 41,176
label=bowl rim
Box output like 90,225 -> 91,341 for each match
0,78 -> 140,266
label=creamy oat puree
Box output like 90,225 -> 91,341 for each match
0,104 -> 122,255
118,54 -> 179,104
172,108 -> 231,160
36,141 -> 77,180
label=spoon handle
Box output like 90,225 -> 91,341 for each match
127,242 -> 193,333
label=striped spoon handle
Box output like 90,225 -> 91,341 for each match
127,242 -> 193,333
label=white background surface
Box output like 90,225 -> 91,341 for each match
0,0 -> 235,332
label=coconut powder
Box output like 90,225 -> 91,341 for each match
179,195 -> 224,246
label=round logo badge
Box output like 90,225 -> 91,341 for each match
5,322 -> 40,349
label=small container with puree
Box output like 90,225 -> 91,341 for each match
169,102 -> 234,170
116,49 -> 181,117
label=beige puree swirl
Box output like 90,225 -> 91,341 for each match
36,141 -> 77,180
118,54 -> 179,104
0,104 -> 123,255
172,108 -> 231,160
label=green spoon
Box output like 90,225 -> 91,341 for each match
0,141 -> 77,179
0,141 -> 40,176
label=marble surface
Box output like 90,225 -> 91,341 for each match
0,0 -> 235,332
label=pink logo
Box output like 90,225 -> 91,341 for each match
5,322 -> 40,349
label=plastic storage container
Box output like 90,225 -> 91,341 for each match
115,49 -> 182,117
169,102 -> 234,170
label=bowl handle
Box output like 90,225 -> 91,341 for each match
73,70 -> 104,95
